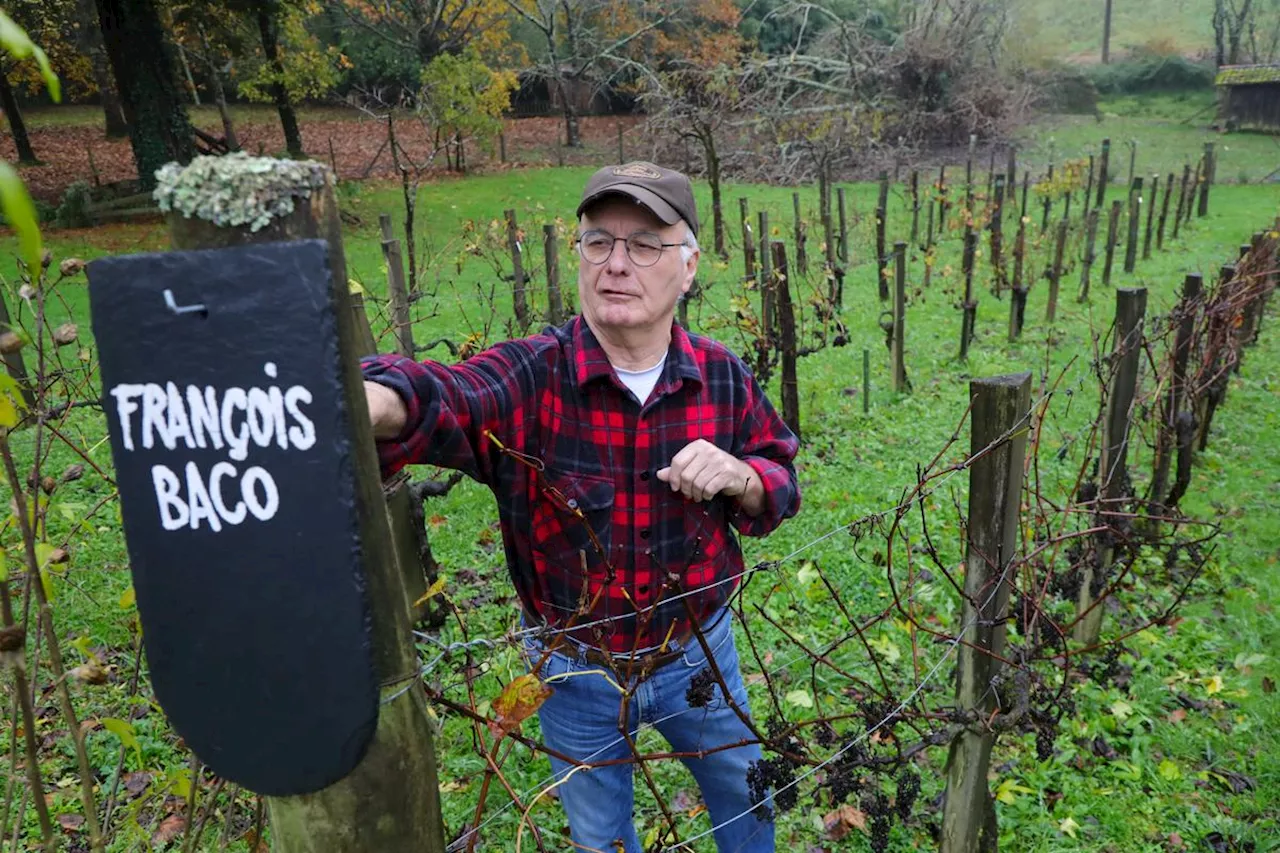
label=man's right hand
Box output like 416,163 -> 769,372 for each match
364,381 -> 407,440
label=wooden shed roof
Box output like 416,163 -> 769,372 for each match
1215,65 -> 1280,86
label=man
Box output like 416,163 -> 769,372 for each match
362,162 -> 799,852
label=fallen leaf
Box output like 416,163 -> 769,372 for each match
1168,832 -> 1184,848
1168,708 -> 1187,724
428,514 -> 448,527
151,813 -> 186,845
785,689 -> 814,709
412,577 -> 447,608
488,674 -> 553,738
57,813 -> 84,832
823,804 -> 868,841
1058,816 -> 1080,839
122,771 -> 152,797
1263,677 -> 1274,694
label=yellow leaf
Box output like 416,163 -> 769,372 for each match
1203,674 -> 1223,695
1059,816 -> 1080,838
994,778 -> 1035,805
412,577 -> 446,608
1110,700 -> 1133,721
488,674 -> 552,738
119,585 -> 136,610
785,689 -> 814,709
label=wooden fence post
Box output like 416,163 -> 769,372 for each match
1195,264 -> 1237,452
167,163 -> 447,853
876,204 -> 889,301
1197,142 -> 1214,217
1085,154 -> 1095,213
1074,287 -> 1147,647
1186,161 -> 1202,226
740,197 -> 756,285
862,348 -> 870,415
1172,164 -> 1190,240
1102,200 -> 1122,287
990,174 -> 1005,295
504,209 -> 531,332
792,192 -> 807,276
771,241 -> 800,439
1046,218 -> 1068,323
758,210 -> 772,337
499,132 -> 506,164
824,208 -> 842,307
1041,163 -> 1054,234
1142,174 -> 1157,260
939,371 -> 1031,853
937,164 -> 949,234
960,227 -> 977,360
1009,219 -> 1027,341
837,187 -> 849,263
543,224 -> 565,325
1096,137 -> 1111,208
382,238 -> 414,358
1078,207 -> 1100,302
1124,177 -> 1142,273
1005,146 -> 1017,207
910,169 -> 920,245
893,241 -> 908,392
1157,171 -> 1174,250
1150,274 -> 1202,519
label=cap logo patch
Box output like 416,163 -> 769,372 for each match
612,163 -> 662,179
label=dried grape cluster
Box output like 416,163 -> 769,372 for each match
745,756 -> 799,820
862,790 -> 892,853
895,770 -> 920,820
685,667 -> 717,708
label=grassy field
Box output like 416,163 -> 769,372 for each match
1011,0 -> 1216,61
1,95 -> 1279,851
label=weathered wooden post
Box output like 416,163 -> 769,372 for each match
758,211 -> 773,345
792,192 -> 807,276
1078,207 -> 1100,302
1197,141 -> 1214,217
504,209 -> 531,332
1102,200 -> 1122,287
960,228 -> 977,359
1009,217 -> 1028,340
1125,139 -> 1137,186
771,241 -> 800,439
1074,287 -> 1147,647
824,207 -> 842,307
1046,218 -> 1068,323
1172,164 -> 1190,240
876,173 -> 890,300
1157,171 -> 1174,250
125,156 -> 447,852
990,174 -> 1005,295
499,132 -> 507,164
740,197 -> 756,285
382,236 -> 414,358
1084,154 -> 1095,212
964,135 -> 976,214
910,169 -> 921,245
1095,137 -> 1111,208
543,224 -> 565,325
939,371 -> 1031,853
1041,162 -> 1054,234
1124,177 -> 1142,273
1005,146 -> 1017,206
1194,264 -> 1237,452
1186,161 -> 1202,226
1142,174 -> 1158,260
862,348 -> 871,415
893,241 -> 908,392
937,164 -> 949,233
1150,274 -> 1202,519
837,187 -> 849,263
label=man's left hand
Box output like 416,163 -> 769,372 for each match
657,440 -> 764,515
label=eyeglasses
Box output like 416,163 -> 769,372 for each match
576,229 -> 686,267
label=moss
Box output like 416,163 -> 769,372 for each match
1214,65 -> 1280,86
154,153 -> 331,232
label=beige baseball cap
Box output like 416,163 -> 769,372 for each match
577,162 -> 700,236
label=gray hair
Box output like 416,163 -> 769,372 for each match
679,224 -> 699,264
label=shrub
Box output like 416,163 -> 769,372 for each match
1030,63 -> 1100,115
54,180 -> 94,229
1089,55 -> 1214,95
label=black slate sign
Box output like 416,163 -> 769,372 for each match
87,240 -> 377,796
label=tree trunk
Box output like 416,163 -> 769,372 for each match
705,135 -> 725,258
95,0 -> 197,189
76,0 -> 129,137
1102,0 -> 1113,63
256,1 -> 304,158
0,69 -> 39,165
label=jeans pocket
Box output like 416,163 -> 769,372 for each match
680,611 -> 735,669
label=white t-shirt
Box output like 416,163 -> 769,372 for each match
614,351 -> 668,405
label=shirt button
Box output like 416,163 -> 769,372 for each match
567,498 -> 578,509
640,529 -> 651,539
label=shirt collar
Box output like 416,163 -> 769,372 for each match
571,316 -> 703,391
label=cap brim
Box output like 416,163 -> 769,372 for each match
576,184 -> 683,228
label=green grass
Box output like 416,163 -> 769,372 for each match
1,128 -> 1279,850
1010,0 -> 1216,61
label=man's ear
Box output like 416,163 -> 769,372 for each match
681,248 -> 699,294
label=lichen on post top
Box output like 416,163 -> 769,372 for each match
153,153 -> 331,233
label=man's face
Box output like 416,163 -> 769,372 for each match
577,198 -> 698,338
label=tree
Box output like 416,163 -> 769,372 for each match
419,47 -> 516,172
95,0 -> 197,188
74,0 -> 129,136
1214,0 -> 1256,65
0,69 -> 39,165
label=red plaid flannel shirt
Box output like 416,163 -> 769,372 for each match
362,316 -> 800,653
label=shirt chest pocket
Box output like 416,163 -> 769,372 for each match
530,469 -> 615,575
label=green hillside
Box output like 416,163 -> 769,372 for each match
1011,0 -> 1216,62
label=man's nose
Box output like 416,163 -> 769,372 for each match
605,237 -> 631,274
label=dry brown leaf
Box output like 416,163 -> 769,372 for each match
823,805 -> 868,841
488,674 -> 553,738
151,813 -> 186,845
57,813 -> 84,832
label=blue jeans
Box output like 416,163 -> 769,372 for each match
523,610 -> 773,852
